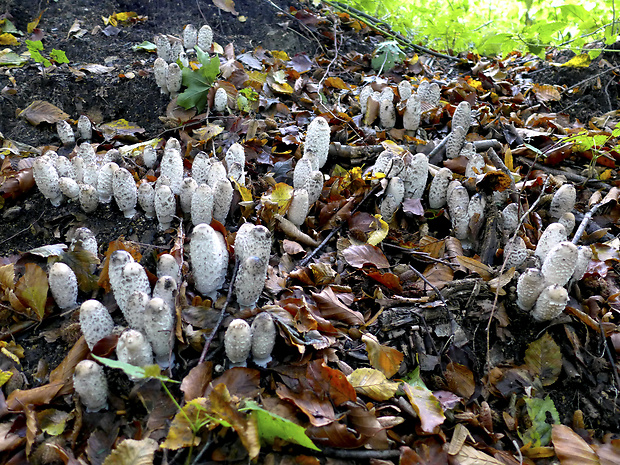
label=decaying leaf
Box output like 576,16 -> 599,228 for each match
523,333 -> 562,386
361,333 -> 403,378
451,444 -> 504,464
13,263 -> 48,321
347,367 -> 400,401
102,438 -> 158,465
444,362 -> 475,399
342,244 -> 390,269
552,424 -> 600,465
161,397 -> 211,450
18,100 -> 69,126
402,368 -> 445,433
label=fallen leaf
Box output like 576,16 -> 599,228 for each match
307,359 -> 357,406
456,255 -> 492,280
451,444 -> 504,464
444,362 -> 475,399
14,263 -> 48,321
343,244 -> 390,269
161,398 -> 209,450
523,333 -> 562,386
552,424 -> 599,465
212,0 -> 239,15
181,362 -> 213,402
102,438 -> 158,465
311,287 -> 364,325
18,100 -> 69,126
347,368 -> 400,401
362,333 -> 403,378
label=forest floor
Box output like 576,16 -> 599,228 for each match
0,0 -> 620,464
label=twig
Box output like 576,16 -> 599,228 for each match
571,202 -> 601,244
515,156 -> 611,191
320,448 -> 401,460
565,65 -> 620,93
197,261 -> 239,365
383,242 -> 457,269
0,209 -> 45,246
317,17 -> 340,94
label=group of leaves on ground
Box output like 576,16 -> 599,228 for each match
1,1 -> 620,464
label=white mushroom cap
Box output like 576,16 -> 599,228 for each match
112,168 -> 137,219
160,148 -> 184,195
166,63 -> 182,96
534,223 -> 567,264
212,178 -> 233,224
183,23 -> 198,50
398,80 -> 412,100
191,151 -> 213,185
293,156 -> 313,190
403,94 -> 421,131
108,250 -> 134,295
137,181 -> 155,218
234,256 -> 267,309
235,223 -> 271,265
532,284 -> 569,321
144,297 -> 174,368
403,153 -> 428,200
452,101 -> 472,134
446,125 -> 466,159
57,120 -> 75,145
49,262 -> 78,310
59,177 -> 80,200
447,184 -> 469,241
33,156 -> 63,207
123,291 -> 148,332
516,268 -> 546,310
190,224 -> 229,298
153,276 -> 177,318
197,25 -> 213,51
304,117 -> 330,168
79,300 -> 114,350
549,184 -> 576,220
225,319 -> 252,366
157,254 -> 181,285
287,188 -> 309,227
143,145 -> 158,169
503,236 -> 527,270
77,115 -> 92,141
570,245 -> 593,285
558,212 -> 575,236
379,98 -> 396,129
179,177 -> 198,214
206,161 -> 227,189
79,184 -> 99,214
116,329 -> 154,372
304,170 -> 324,205
117,262 -> 151,313
191,183 -> 214,226
154,57 -> 169,94
540,241 -> 578,286
428,167 -> 452,209
154,184 -> 176,231
372,150 -> 404,179
73,360 -> 108,412
214,87 -> 228,112
251,312 -> 276,367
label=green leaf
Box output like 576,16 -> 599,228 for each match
177,51 -> 220,111
241,401 -> 321,451
25,39 -> 43,51
519,395 -> 560,447
50,49 -> 69,64
371,40 -> 404,73
92,355 -> 180,383
132,40 -> 157,52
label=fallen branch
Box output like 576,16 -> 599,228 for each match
516,156 -> 611,191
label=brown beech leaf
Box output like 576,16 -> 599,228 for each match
161,398 -> 208,450
0,420 -> 25,452
455,256 -> 492,280
306,359 -> 357,406
209,384 -> 260,460
523,333 -> 562,386
402,383 -> 445,433
306,420 -> 367,449
361,333 -> 403,378
444,362 -> 475,399
343,244 -> 390,269
207,367 -> 261,399
364,270 -> 402,292
276,383 -> 336,427
552,425 -> 599,465
451,445 -> 504,464
102,438 -> 158,465
593,440 -> 620,465
18,100 -> 69,126
181,362 -> 213,402
24,404 -> 36,456
311,287 -> 364,325
13,263 -> 48,321
347,368 -> 400,401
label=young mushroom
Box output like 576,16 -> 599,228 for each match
73,360 -> 108,412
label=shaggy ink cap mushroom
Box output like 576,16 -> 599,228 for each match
532,284 -> 569,321
534,222 -> 567,264
287,188 -> 310,227
428,167 -> 453,209
549,183 -> 576,220
190,224 -> 229,298
79,184 -> 98,214
137,181 -> 156,218
214,87 -> 228,112
403,153 -> 428,199
123,291 -> 148,332
33,155 -> 63,207
225,319 -> 252,367
212,178 -> 234,224
49,262 -> 78,310
79,300 -> 114,351
144,297 -> 174,368
234,256 -> 267,309
304,117 -> 330,168
191,183 -> 214,226
116,329 -> 154,376
112,168 -> 138,219
516,268 -> 546,311
154,184 -> 176,231
403,94 -> 421,131
540,241 -> 578,286
73,360 -> 108,412
251,312 -> 276,367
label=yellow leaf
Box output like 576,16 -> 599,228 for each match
367,214 -> 389,246
14,263 -> 48,321
271,50 -> 289,61
161,398 -> 211,450
488,266 -> 515,296
347,367 -> 400,401
402,383 -> 445,433
27,11 -> 43,34
556,54 -> 591,68
0,370 -> 12,387
504,146 -> 514,171
261,182 -> 293,215
0,33 -> 17,46
466,78 -> 484,91
380,139 -> 406,156
0,263 -> 15,291
523,333 -> 562,386
600,169 -> 613,181
362,333 -> 403,378
235,181 -> 253,202
270,81 -> 293,94
193,124 -> 224,142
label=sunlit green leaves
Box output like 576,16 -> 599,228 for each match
92,355 -> 179,383
371,41 -> 405,73
177,46 -> 220,112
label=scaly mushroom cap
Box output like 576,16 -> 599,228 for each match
403,94 -> 421,131
304,170 -> 324,205
403,153 -> 428,199
144,297 -> 174,367
234,256 -> 268,309
502,203 -> 520,235
167,63 -> 182,96
33,156 -> 63,207
197,25 -> 213,51
157,253 -> 181,285
251,312 -> 276,367
225,319 -> 252,366
49,262 -> 78,310
571,245 -> 593,285
123,291 -> 148,332
428,167 -> 453,209
154,184 -> 176,231
79,300 -> 114,350
179,177 -> 198,214
191,183 -> 214,226
214,87 -> 228,112
117,262 -> 151,314
112,168 -> 137,218
77,115 -> 92,140
73,360 -> 108,412
532,284 -> 569,321
190,224 -> 229,298
304,117 -> 330,168
540,241 -> 578,286
293,156 -> 313,190
212,178 -> 233,224
160,148 -> 184,195
534,223 -> 567,264
137,182 -> 155,218
549,184 -> 576,220
398,80 -> 412,100
143,145 -> 158,169
516,268 -> 547,310
447,184 -> 469,241
235,223 -> 271,264
373,150 -> 404,179
153,276 -> 177,317
183,23 -> 198,49
287,188 -> 310,227
79,184 -> 99,214
98,162 -> 119,204
116,329 -> 154,371
59,177 -> 80,200
57,120 -> 75,145
503,236 -> 527,270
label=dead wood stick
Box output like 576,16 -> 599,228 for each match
572,202 -> 601,244
320,448 -> 401,460
516,156 -> 611,191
